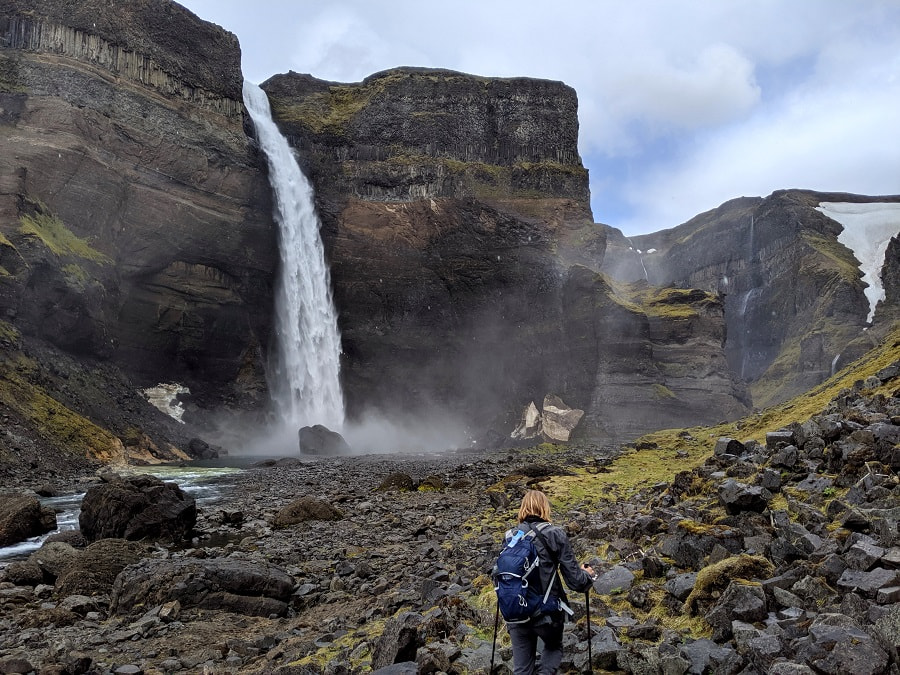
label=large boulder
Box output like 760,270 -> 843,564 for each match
78,474 -> 196,543
110,557 -> 295,618
298,425 -> 352,455
273,496 -> 343,527
0,494 -> 57,546
540,395 -> 584,442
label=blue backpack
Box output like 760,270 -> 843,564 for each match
494,524 -> 559,623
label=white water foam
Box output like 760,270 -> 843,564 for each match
816,202 -> 900,324
242,82 -> 345,431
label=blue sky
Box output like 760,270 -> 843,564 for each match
180,0 -> 900,236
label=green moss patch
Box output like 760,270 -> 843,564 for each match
685,554 -> 774,615
800,230 -> 862,283
19,206 -> 110,263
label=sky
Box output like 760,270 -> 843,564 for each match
179,0 -> 900,236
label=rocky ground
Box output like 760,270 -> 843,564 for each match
0,364 -> 899,674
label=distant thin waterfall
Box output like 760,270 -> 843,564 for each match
242,81 -> 345,431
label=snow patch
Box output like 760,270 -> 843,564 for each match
816,202 -> 900,323
143,383 -> 190,423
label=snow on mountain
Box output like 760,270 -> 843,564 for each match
817,202 -> 900,323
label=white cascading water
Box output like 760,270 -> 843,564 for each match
242,81 -> 345,431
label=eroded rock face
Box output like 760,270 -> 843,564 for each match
602,190 -> 900,409
0,0 -> 276,408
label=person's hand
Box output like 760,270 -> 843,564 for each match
582,563 -> 598,580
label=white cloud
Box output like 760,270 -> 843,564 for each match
616,69 -> 900,234
178,0 -> 900,235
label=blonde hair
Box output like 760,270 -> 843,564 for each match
518,490 -> 552,522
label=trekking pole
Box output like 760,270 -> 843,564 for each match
585,591 -> 593,674
490,599 -> 500,674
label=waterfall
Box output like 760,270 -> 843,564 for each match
628,239 -> 649,281
748,213 -> 755,261
242,81 -> 345,431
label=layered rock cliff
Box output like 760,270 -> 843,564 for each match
0,0 -> 278,462
261,68 -> 747,440
0,0 -> 276,403
602,190 -> 900,408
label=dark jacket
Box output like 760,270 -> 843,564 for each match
511,516 -> 593,602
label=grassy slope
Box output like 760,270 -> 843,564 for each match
545,321 -> 899,508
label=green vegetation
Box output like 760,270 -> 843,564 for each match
0,320 -> 21,346
606,279 -> 718,320
0,54 -> 26,94
652,383 -> 677,400
0,368 -> 123,462
62,263 -> 90,289
800,230 -> 863,283
19,204 -> 110,263
0,324 -> 122,461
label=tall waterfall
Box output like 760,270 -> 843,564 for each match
242,81 -> 345,431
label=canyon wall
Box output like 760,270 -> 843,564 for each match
603,190 -> 900,408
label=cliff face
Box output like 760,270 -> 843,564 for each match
0,0 -> 277,408
262,68 -> 747,438
0,0 -> 751,451
602,190 -> 900,408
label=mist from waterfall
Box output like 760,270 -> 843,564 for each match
242,81 -> 345,433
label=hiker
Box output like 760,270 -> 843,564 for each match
500,489 -> 597,674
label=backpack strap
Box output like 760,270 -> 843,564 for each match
531,523 -> 562,604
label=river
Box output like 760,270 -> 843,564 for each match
0,464 -> 244,567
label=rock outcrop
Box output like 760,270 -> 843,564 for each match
603,190 -> 900,408
110,557 -> 296,618
0,0 -> 277,412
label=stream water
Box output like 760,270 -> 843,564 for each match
0,465 -> 243,567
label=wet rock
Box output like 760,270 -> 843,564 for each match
273,496 -> 343,527
111,557 -> 295,618
718,479 -> 772,514
0,494 -> 57,547
187,437 -> 218,460
298,425 -> 352,455
79,474 -> 196,543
